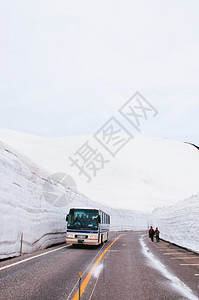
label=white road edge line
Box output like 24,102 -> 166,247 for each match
194,274 -> 199,276
160,250 -> 180,252
171,257 -> 199,260
163,253 -> 187,255
180,264 -> 199,266
140,235 -> 198,300
0,244 -> 71,272
159,248 -> 176,250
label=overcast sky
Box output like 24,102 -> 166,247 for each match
0,0 -> 198,145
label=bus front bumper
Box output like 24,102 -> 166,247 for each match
66,237 -> 99,245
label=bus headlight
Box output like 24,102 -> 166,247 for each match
90,235 -> 96,239
67,234 -> 73,238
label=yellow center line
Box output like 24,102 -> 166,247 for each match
72,235 -> 120,300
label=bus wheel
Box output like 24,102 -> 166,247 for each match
101,234 -> 103,245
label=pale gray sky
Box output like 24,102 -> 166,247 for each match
0,0 -> 199,145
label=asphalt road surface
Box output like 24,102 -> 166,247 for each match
0,231 -> 198,300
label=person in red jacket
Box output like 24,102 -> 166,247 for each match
149,226 -> 155,242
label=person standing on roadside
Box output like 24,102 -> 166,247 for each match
149,226 -> 155,242
148,227 -> 151,238
155,227 -> 160,242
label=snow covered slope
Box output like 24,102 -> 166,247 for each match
0,139 -> 148,259
151,194 -> 199,254
0,130 -> 198,212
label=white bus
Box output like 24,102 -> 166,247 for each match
66,207 -> 110,246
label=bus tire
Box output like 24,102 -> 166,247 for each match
101,234 -> 103,245
98,233 -> 101,245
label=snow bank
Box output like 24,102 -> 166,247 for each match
151,194 -> 199,253
0,141 -> 69,259
0,140 -> 148,259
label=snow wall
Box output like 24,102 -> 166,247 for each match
151,194 -> 199,254
0,141 -> 148,259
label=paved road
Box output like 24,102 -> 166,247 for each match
0,231 -> 198,300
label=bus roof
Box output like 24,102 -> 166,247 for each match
69,207 -> 110,215
70,207 -> 99,210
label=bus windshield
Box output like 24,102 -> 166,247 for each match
67,209 -> 99,230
